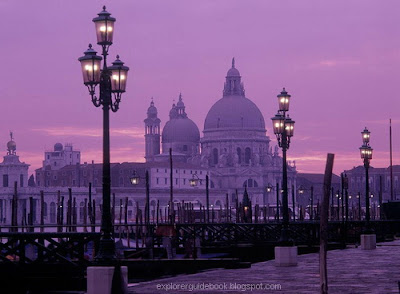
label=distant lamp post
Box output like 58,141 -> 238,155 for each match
190,173 -> 210,222
266,183 -> 280,221
271,88 -> 295,243
298,185 -> 314,220
78,6 -> 129,262
130,170 -> 150,228
360,127 -> 373,231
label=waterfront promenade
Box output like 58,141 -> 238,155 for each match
129,240 -> 400,293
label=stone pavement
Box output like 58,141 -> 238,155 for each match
128,240 -> 400,294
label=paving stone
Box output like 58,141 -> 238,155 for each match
129,240 -> 400,293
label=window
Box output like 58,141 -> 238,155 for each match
183,170 -> 186,174
237,147 -> 242,164
156,178 -> 159,184
3,175 -> 8,187
72,180 -> 76,185
184,179 -> 186,185
20,174 -> 24,187
165,178 -> 167,184
157,169 -> 159,172
47,155 -> 50,160
213,148 -> 219,165
119,177 -> 124,185
165,169 -> 167,173
53,175 -> 57,180
245,147 -> 251,164
176,179 -> 178,185
183,145 -> 188,151
54,162 -> 57,166
200,171 -> 202,175
176,169 -> 178,173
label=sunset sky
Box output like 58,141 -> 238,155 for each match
0,0 -> 399,176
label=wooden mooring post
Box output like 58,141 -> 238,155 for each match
320,153 -> 334,294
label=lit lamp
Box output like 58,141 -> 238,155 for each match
130,171 -> 140,185
266,183 -> 273,193
298,185 -> 305,194
277,88 -> 291,112
190,174 -> 200,187
78,45 -> 102,87
92,6 -> 116,46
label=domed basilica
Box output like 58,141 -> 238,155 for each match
145,59 -> 297,205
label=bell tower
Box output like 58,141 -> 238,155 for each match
144,99 -> 161,162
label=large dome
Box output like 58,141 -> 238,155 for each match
204,95 -> 265,130
204,59 -> 265,131
162,118 -> 200,143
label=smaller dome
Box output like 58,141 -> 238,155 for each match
54,143 -> 63,151
227,67 -> 240,77
7,140 -> 16,151
162,118 -> 200,143
147,101 -> 157,118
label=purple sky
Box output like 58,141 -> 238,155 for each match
1,0 -> 399,176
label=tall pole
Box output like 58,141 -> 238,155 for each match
169,148 -> 174,224
331,187 -> 334,220
145,170 -> 150,226
310,186 -> 314,220
292,184 -> 295,221
336,190 -> 340,221
365,159 -> 370,229
379,175 -> 383,219
96,65 -> 115,261
358,192 -> 361,220
280,132 -> 289,242
341,174 -> 344,223
390,119 -> 394,201
276,183 -> 280,221
206,174 -> 210,223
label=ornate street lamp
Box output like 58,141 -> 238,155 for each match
78,6 -> 129,262
360,127 -> 373,231
190,174 -> 210,222
131,171 -> 150,229
271,88 -> 295,243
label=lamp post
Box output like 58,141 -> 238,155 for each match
78,6 -> 129,262
298,185 -> 313,220
266,183 -> 280,221
190,174 -> 210,222
130,170 -> 150,228
357,192 -> 361,220
271,88 -> 295,243
360,127 -> 373,231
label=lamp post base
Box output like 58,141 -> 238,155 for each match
274,246 -> 298,267
87,266 -> 128,294
95,238 -> 117,262
360,234 -> 376,250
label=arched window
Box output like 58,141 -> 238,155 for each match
245,147 -> 251,164
150,200 -> 157,207
50,202 -> 56,223
213,148 -> 219,165
236,147 -> 241,164
128,200 -> 133,207
243,179 -> 258,188
215,200 -> 222,207
80,202 -> 85,221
